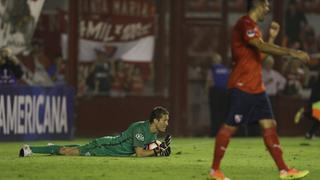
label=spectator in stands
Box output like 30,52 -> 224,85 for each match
205,52 -> 230,136
0,47 -> 23,84
110,61 -> 128,97
282,59 -> 306,96
128,66 -> 144,95
86,50 -> 111,94
262,56 -> 287,96
285,0 -> 308,47
49,56 -> 66,86
301,24 -> 318,54
19,44 -> 54,86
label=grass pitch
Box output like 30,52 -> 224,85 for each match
0,137 -> 319,180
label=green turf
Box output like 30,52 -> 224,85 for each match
0,137 -> 319,180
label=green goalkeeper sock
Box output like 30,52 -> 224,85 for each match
30,145 -> 62,155
30,145 -> 80,155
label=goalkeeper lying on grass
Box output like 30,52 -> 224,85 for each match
19,106 -> 171,157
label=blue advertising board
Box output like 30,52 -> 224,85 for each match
0,85 -> 74,141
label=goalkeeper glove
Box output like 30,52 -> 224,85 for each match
153,135 -> 172,156
159,146 -> 171,156
153,146 -> 171,156
159,134 -> 171,149
164,134 -> 171,146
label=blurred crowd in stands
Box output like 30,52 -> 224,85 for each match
1,41 -> 153,97
2,0 -> 320,99
86,61 -> 151,98
271,0 -> 320,98
0,42 -> 67,87
81,51 -> 153,97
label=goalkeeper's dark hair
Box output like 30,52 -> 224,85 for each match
247,0 -> 264,12
149,106 -> 169,123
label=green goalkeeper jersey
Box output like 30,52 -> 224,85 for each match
78,120 -> 157,156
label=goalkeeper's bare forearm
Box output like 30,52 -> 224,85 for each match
135,147 -> 159,157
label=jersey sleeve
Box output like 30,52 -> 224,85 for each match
241,20 -> 260,43
132,127 -> 146,148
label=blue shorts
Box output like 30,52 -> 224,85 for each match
225,88 -> 274,126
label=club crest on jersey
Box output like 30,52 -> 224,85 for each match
246,29 -> 256,38
234,114 -> 243,124
135,133 -> 144,141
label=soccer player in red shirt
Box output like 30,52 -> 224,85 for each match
208,0 -> 310,180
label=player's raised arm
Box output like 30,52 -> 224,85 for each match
248,21 -> 310,64
248,37 -> 310,64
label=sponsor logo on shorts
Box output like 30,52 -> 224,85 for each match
135,133 -> 144,141
234,114 -> 243,124
246,29 -> 256,38
237,82 -> 244,87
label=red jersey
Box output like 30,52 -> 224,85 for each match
228,15 -> 266,93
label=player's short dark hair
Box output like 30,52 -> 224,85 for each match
149,106 -> 169,123
247,0 -> 264,12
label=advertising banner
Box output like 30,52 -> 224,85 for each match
0,85 -> 74,141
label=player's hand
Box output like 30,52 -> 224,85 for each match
269,21 -> 280,40
159,146 -> 171,156
290,50 -> 310,64
158,134 -> 171,150
153,134 -> 172,156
